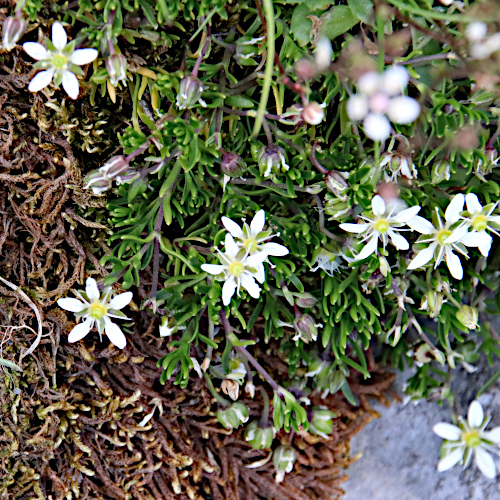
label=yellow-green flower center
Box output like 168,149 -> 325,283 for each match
52,54 -> 67,69
373,218 -> 390,233
228,261 -> 245,277
472,214 -> 488,232
436,228 -> 452,245
243,238 -> 258,253
89,302 -> 107,320
464,430 -> 482,448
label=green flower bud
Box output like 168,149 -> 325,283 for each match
293,314 -> 322,343
324,170 -> 349,198
221,150 -> 245,177
293,292 -> 318,308
106,52 -> 128,86
324,195 -> 351,221
420,290 -> 443,318
431,160 -> 451,184
217,402 -> 249,430
83,171 -> 111,194
2,15 -> 27,51
309,407 -> 336,439
456,305 -> 479,330
176,76 -> 206,110
244,420 -> 276,449
234,35 -> 265,66
257,145 -> 289,178
273,445 -> 297,483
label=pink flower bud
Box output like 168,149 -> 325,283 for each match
302,102 -> 325,125
221,150 -> 245,177
2,16 -> 28,52
106,52 -> 128,87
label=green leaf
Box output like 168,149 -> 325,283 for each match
289,5 -> 314,47
347,0 -> 374,24
321,6 -> 359,40
0,358 -> 22,372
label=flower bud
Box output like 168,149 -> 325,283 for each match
278,103 -> 304,126
294,292 -> 318,308
83,171 -> 111,194
106,52 -> 128,87
257,145 -> 289,178
221,150 -> 245,177
294,58 -> 318,80
159,316 -> 178,337
244,420 -> 276,449
324,196 -> 351,221
234,35 -> 265,66
324,170 -> 349,198
293,314 -> 322,343
456,305 -> 479,330
176,76 -> 206,110
221,379 -> 240,401
379,256 -> 389,277
100,155 -> 130,178
431,160 -> 451,184
314,37 -> 333,71
302,102 -> 325,125
273,445 -> 296,483
419,290 -> 443,318
309,407 -> 336,439
217,402 -> 249,430
2,16 -> 27,51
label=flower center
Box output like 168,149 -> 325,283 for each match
436,228 -> 452,245
52,54 -> 67,69
472,214 -> 488,231
369,92 -> 390,114
374,218 -> 390,233
464,430 -> 482,448
89,302 -> 107,320
243,238 -> 258,253
228,261 -> 245,277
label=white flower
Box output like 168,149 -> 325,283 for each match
433,400 -> 500,479
221,210 -> 289,259
340,195 -> 421,261
57,277 -> 132,348
315,37 -> 333,70
23,22 -> 98,99
407,194 -> 468,280
201,233 -> 267,305
310,248 -> 343,276
466,22 -> 488,42
466,22 -> 500,60
347,66 -> 420,141
446,193 -> 500,257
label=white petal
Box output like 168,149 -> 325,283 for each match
104,316 -> 127,349
363,113 -> 391,141
437,448 -> 463,472
346,94 -> 368,121
245,252 -> 267,267
392,205 -> 421,223
357,71 -> 381,95
240,274 -> 261,299
387,96 -> 421,124
433,423 -> 462,441
222,217 -> 243,238
445,247 -> 463,280
339,222 -> 370,234
62,70 -> 79,99
201,264 -> 225,275
488,215 -> 500,225
388,229 -> 409,250
57,297 -> 86,313
483,427 -> 500,444
252,263 -> 266,284
465,193 -> 482,214
222,276 -> 237,305
108,291 -> 133,310
445,225 -> 470,244
85,277 -> 100,301
445,194 -> 465,225
407,243 -> 437,270
468,401 -> 484,428
51,22 -> 67,50
250,210 -> 266,236
466,21 -> 488,42
260,242 -> 288,256
70,48 -> 98,65
68,317 -> 93,343
372,195 -> 386,216
475,448 -> 496,479
382,66 -> 409,95
355,234 -> 378,261
406,215 -> 435,234
23,42 -> 49,60
478,232 -> 493,257
28,69 -> 54,92
224,233 -> 239,257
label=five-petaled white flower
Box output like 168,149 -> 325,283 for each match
23,22 -> 98,99
57,277 -> 132,349
221,210 -> 289,260
340,195 -> 421,261
433,400 -> 500,479
347,66 -> 421,141
201,233 -> 267,305
407,194 -> 468,280
446,193 -> 500,257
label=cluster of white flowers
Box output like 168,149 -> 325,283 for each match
340,193 -> 500,280
57,277 -> 133,348
23,22 -> 98,99
201,210 -> 288,305
347,66 -> 421,141
434,400 -> 500,479
466,21 -> 500,60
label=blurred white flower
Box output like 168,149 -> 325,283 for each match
347,66 -> 421,141
23,22 -> 98,99
433,400 -> 500,479
340,194 -> 420,261
57,277 -> 132,348
466,22 -> 500,59
407,194 -> 469,280
315,37 -> 333,70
